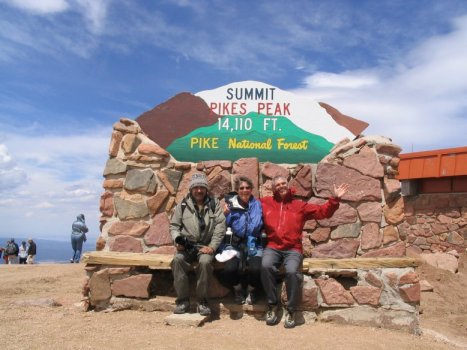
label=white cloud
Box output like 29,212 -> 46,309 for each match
0,128 -> 109,240
292,15 -> 467,153
2,0 -> 69,14
0,143 -> 27,192
76,0 -> 109,34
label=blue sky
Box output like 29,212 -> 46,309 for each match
1,0 -> 467,242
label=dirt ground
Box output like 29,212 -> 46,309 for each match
0,254 -> 466,350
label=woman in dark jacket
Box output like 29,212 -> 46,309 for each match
216,176 -> 264,305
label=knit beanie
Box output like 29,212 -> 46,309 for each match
190,173 -> 209,190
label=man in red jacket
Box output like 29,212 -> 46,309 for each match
260,175 -> 349,328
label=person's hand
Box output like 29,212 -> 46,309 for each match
333,183 -> 350,199
223,203 -> 230,215
198,246 -> 214,255
175,243 -> 185,252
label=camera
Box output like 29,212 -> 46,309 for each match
175,235 -> 198,254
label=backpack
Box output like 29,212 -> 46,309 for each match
6,243 -> 18,255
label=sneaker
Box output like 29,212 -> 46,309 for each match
70,259 -> 74,263
284,310 -> 295,328
245,288 -> 256,305
197,301 -> 211,316
173,300 -> 190,314
265,304 -> 278,325
233,284 -> 245,305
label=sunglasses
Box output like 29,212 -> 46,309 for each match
239,186 -> 251,190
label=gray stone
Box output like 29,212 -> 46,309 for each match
114,193 -> 149,220
124,169 -> 157,193
319,306 -> 419,334
103,158 -> 128,176
164,313 -> 209,327
331,222 -> 362,239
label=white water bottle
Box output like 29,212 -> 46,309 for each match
226,227 -> 233,245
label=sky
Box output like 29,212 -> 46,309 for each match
1,0 -> 466,242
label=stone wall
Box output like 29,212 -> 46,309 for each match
86,117 -> 422,332
401,193 -> 467,255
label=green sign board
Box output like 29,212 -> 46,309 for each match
136,81 -> 368,163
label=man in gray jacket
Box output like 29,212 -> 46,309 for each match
170,172 -> 226,316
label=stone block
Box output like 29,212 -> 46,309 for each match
164,313 -> 209,327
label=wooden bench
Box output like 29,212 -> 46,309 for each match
81,251 -> 422,271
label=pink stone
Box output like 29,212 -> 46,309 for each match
343,151 -> 384,178
233,158 -> 259,198
108,220 -> 150,237
89,269 -> 111,303
175,168 -> 199,204
357,202 -> 382,223
365,272 -> 383,288
384,271 -> 398,288
137,143 -> 169,157
312,239 -> 359,258
361,223 -> 381,250
350,286 -> 381,306
399,271 -> 419,285
209,170 -> 231,199
144,212 -> 172,246
148,246 -> 176,254
304,219 -> 317,230
310,227 -> 331,243
109,130 -> 123,157
301,286 -> 319,310
111,274 -> 152,298
109,236 -> 143,253
361,241 -> 406,257
100,191 -> 114,217
261,162 -> 288,179
147,190 -> 170,216
383,225 -> 399,245
315,163 -> 382,202
317,202 -> 358,227
383,197 -> 405,225
289,165 -> 313,197
315,278 -> 354,305
103,179 -> 124,189
399,283 -> 420,303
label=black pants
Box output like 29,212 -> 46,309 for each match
261,248 -> 303,312
216,255 -> 262,291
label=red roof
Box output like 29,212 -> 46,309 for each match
398,146 -> 467,180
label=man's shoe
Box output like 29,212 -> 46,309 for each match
245,287 -> 256,305
284,310 -> 296,328
265,304 -> 278,325
197,301 -> 211,316
173,300 -> 190,314
233,284 -> 245,305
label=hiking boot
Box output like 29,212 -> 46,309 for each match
265,304 -> 278,325
284,310 -> 295,328
197,301 -> 211,316
245,286 -> 256,305
173,300 -> 190,314
233,284 -> 245,305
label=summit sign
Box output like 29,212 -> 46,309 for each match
136,81 -> 368,163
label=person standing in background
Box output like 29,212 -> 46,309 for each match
70,214 -> 88,263
18,241 -> 28,264
27,238 -> 37,264
6,239 -> 19,264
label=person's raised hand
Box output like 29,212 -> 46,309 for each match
333,183 -> 350,199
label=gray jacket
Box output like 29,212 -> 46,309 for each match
170,195 -> 226,251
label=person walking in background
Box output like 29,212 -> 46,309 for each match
27,238 -> 37,264
216,176 -> 264,305
18,241 -> 28,264
70,214 -> 88,263
6,239 -> 19,264
260,175 -> 349,328
1,241 -> 9,264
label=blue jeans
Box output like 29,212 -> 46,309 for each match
261,248 -> 303,312
71,235 -> 84,263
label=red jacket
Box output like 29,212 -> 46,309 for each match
260,189 -> 340,253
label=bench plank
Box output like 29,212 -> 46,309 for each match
82,251 -> 422,270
